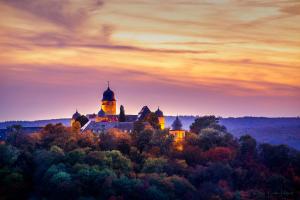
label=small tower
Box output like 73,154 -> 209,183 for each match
101,82 -> 116,115
155,107 -> 165,130
169,116 -> 185,151
71,109 -> 81,126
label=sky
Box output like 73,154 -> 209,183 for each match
0,0 -> 300,121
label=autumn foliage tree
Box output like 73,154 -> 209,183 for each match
1,118 -> 299,200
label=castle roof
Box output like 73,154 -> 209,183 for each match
72,110 -> 81,120
82,121 -> 135,133
172,116 -> 183,130
102,86 -> 116,101
155,107 -> 163,117
137,106 -> 151,121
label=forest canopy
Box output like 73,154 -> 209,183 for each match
0,116 -> 299,200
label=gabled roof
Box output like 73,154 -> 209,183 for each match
137,106 -> 151,121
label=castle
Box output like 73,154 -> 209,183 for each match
71,83 -> 184,139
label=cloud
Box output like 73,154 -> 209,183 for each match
0,0 -> 300,119
2,0 -> 104,30
68,44 -> 214,54
280,3 -> 300,16
2,32 -> 214,54
193,58 -> 299,69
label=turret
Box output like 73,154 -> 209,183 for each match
71,109 -> 81,126
155,107 -> 165,129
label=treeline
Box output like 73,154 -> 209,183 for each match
0,116 -> 299,200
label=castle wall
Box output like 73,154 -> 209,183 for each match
101,100 -> 116,115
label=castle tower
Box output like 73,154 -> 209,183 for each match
155,107 -> 165,130
71,109 -> 81,126
101,82 -> 116,115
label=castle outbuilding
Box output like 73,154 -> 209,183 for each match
169,116 -> 185,150
96,108 -> 108,122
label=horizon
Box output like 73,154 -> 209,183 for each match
1,0 -> 300,121
1,114 -> 300,123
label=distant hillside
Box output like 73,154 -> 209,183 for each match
1,116 -> 300,150
166,116 -> 300,150
219,117 -> 300,150
0,118 -> 70,129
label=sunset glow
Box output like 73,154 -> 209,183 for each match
0,0 -> 299,120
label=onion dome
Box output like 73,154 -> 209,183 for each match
172,116 -> 182,130
98,108 -> 106,117
72,110 -> 81,120
102,86 -> 116,101
155,107 -> 163,117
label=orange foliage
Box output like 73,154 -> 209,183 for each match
77,130 -> 99,148
107,128 -> 131,141
204,147 -> 236,162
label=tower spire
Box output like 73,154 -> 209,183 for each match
107,81 -> 110,88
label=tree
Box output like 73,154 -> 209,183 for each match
204,147 -> 236,162
146,113 -> 160,130
0,144 -> 20,167
40,123 -> 78,150
266,174 -> 291,193
133,121 -> 145,134
49,171 -> 75,198
196,128 -> 235,151
6,125 -> 23,147
1,121 -> 300,200
258,143 -> 291,173
190,116 -> 226,134
163,176 -> 196,198
103,150 -> 132,174
238,135 -> 257,161
149,129 -> 174,156
119,105 -> 126,122
2,172 -> 28,199
99,128 -> 131,154
71,121 -> 81,133
142,157 -> 168,173
66,148 -> 87,165
133,129 -> 153,153
183,145 -> 204,166
77,130 -> 99,149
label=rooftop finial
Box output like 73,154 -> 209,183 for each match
107,81 -> 110,88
